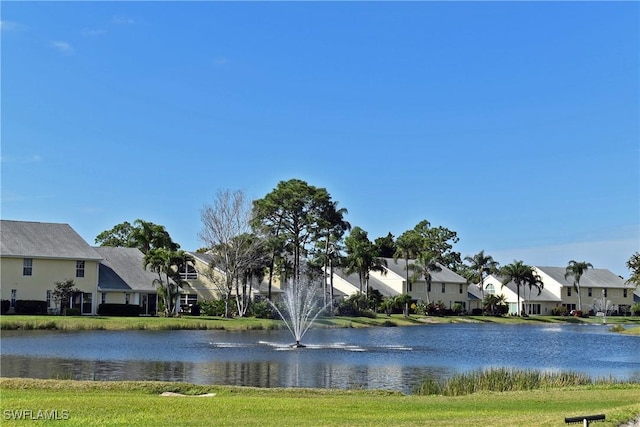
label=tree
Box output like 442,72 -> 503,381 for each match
564,260 -> 593,312
96,219 -> 178,254
409,251 -> 442,304
373,233 -> 396,258
524,270 -> 544,315
463,250 -> 499,302
52,279 -> 79,315
252,179 -> 334,286
394,229 -> 420,287
344,226 -> 387,296
483,293 -> 508,316
143,248 -> 194,316
200,189 -> 266,317
411,220 -> 461,270
500,260 -> 537,316
626,252 -> 640,288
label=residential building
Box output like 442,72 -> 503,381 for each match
93,246 -> 159,315
0,220 -> 102,314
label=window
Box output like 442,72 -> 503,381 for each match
427,282 -> 431,293
567,287 -> 572,297
441,283 -> 446,293
459,284 -> 464,294
407,281 -> 412,292
624,289 -> 628,298
125,293 -> 130,304
603,289 -> 607,298
46,290 -> 52,308
101,293 -> 106,304
588,288 -> 592,297
23,258 -> 33,276
485,284 -> 495,295
180,294 -> 198,307
76,261 -> 85,278
10,289 -> 17,308
179,264 -> 198,280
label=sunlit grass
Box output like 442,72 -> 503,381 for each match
1,378 -> 638,426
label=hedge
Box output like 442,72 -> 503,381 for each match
97,303 -> 141,317
15,300 -> 48,315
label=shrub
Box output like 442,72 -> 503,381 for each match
249,300 -> 275,319
97,304 -> 141,317
199,299 -> 227,317
1,300 -> 11,314
15,300 -> 48,315
65,308 -> 81,316
190,304 -> 201,316
452,303 -> 465,315
631,303 -> 640,316
470,308 -> 483,316
552,306 -> 569,316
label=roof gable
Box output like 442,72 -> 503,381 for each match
0,220 -> 102,260
94,246 -> 158,291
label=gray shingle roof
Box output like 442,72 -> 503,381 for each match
536,266 -> 630,289
0,220 -> 102,260
94,247 -> 158,291
383,257 -> 467,284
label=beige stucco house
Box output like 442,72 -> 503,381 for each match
1,220 -> 103,314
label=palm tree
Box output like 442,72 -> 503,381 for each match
344,227 -> 387,296
564,260 -> 593,312
144,248 -> 194,316
524,269 -> 544,315
463,250 -> 499,302
394,230 -> 419,290
500,260 -> 536,316
409,251 -> 442,305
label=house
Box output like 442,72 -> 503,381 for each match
534,266 -> 635,315
330,257 -> 468,309
0,220 -> 103,314
181,251 -> 282,305
471,266 -> 635,316
93,246 -> 159,315
375,258 -> 468,309
475,274 -> 562,315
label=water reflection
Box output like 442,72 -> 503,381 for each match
1,324 -> 638,394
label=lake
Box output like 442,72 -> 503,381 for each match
1,323 -> 638,394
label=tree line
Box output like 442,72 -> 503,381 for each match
95,178 -> 640,318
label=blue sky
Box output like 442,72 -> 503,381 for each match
2,2 -> 638,277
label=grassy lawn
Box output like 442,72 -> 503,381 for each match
2,313 -> 640,331
0,378 -> 638,426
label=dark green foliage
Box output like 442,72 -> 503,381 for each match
199,299 -> 229,317
15,300 -> 47,315
552,306 -> 569,316
65,308 -> 81,316
631,303 -> 640,316
1,300 -> 11,314
97,304 -> 142,317
249,300 -> 276,319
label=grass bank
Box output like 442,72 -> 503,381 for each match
1,378 -> 638,426
1,314 -> 639,331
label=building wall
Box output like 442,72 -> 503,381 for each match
1,257 -> 99,312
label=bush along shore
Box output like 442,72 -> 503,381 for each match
1,313 -> 640,332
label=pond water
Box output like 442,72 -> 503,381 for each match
1,323 -> 638,394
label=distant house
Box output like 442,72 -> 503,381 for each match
0,220 -> 103,314
93,246 -> 159,315
330,257 -> 468,310
471,266 -> 635,315
534,266 -> 635,315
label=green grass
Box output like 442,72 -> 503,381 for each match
2,314 -> 639,331
1,378 -> 638,426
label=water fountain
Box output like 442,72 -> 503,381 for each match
592,291 -> 617,324
268,275 -> 328,348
